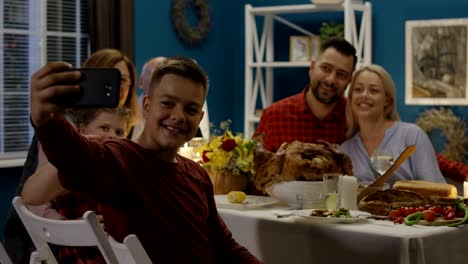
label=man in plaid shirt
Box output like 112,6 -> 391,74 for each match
255,37 -> 357,152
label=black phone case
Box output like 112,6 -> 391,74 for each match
61,68 -> 121,108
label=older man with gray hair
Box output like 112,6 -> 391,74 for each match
131,57 -> 166,140
139,56 -> 167,96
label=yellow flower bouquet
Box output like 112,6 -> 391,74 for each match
197,121 -> 255,194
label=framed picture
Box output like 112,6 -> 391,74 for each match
405,18 -> 468,105
290,36 -> 312,62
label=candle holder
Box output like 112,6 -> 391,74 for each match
178,143 -> 194,159
188,137 -> 208,162
178,137 -> 209,161
464,181 -> 468,198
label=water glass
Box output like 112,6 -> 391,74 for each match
323,173 -> 341,209
370,149 -> 394,175
296,192 -> 324,209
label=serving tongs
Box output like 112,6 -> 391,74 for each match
357,145 -> 417,202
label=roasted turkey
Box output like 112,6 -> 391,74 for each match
253,140 -> 353,193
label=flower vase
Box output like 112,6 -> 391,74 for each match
212,170 -> 248,194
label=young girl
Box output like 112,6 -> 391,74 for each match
22,106 -> 131,263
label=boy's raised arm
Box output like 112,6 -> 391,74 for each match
30,62 -> 81,127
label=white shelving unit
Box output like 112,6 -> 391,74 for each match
243,0 -> 372,137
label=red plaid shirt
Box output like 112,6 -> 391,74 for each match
254,88 -> 347,152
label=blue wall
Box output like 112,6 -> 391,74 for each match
2,0 -> 467,241
134,1 -> 247,132
135,0 -> 468,135
371,0 -> 467,126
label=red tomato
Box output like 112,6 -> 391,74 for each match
443,206 -> 455,218
406,207 -> 418,215
444,210 -> 455,220
393,216 -> 404,224
399,207 -> 417,217
423,210 -> 437,222
398,207 -> 409,217
417,206 -> 427,212
387,209 -> 401,220
428,206 -> 443,215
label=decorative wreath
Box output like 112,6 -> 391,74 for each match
415,108 -> 468,162
171,0 -> 211,45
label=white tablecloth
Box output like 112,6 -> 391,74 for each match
218,206 -> 468,264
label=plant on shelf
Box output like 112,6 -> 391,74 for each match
320,21 -> 344,41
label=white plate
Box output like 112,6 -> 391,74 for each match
215,195 -> 280,210
293,209 -> 370,224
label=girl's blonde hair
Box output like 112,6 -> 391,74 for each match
345,64 -> 400,138
71,106 -> 132,136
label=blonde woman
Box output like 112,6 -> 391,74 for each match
340,64 -> 445,186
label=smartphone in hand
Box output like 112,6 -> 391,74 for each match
60,68 -> 121,108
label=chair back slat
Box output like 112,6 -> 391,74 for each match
12,196 -> 119,264
109,234 -> 152,264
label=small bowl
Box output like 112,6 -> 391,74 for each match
265,181 -> 323,207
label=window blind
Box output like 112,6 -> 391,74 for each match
0,0 -> 89,167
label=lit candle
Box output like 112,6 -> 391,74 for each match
340,175 -> 358,210
464,181 -> 468,198
179,143 -> 193,159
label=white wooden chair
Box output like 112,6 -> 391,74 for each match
0,241 -> 13,264
108,234 -> 152,264
12,196 -> 119,264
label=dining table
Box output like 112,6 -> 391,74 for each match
217,201 -> 468,264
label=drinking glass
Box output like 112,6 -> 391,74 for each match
188,137 -> 208,162
296,192 -> 324,209
322,173 -> 341,210
370,149 -> 394,175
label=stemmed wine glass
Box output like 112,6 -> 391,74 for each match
370,149 -> 394,175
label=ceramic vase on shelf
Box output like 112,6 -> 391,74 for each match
208,167 -> 248,194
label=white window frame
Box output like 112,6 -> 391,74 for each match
0,0 -> 89,168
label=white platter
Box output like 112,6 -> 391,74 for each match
265,180 -> 323,206
294,210 -> 370,224
215,195 -> 280,210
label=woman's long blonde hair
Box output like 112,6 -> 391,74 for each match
345,64 -> 400,138
82,48 -> 140,130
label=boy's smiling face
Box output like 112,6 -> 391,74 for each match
141,73 -> 205,154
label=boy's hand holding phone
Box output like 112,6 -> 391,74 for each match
30,62 -> 121,127
61,68 -> 121,108
30,62 -> 80,127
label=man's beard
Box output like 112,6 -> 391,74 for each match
310,82 -> 340,105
